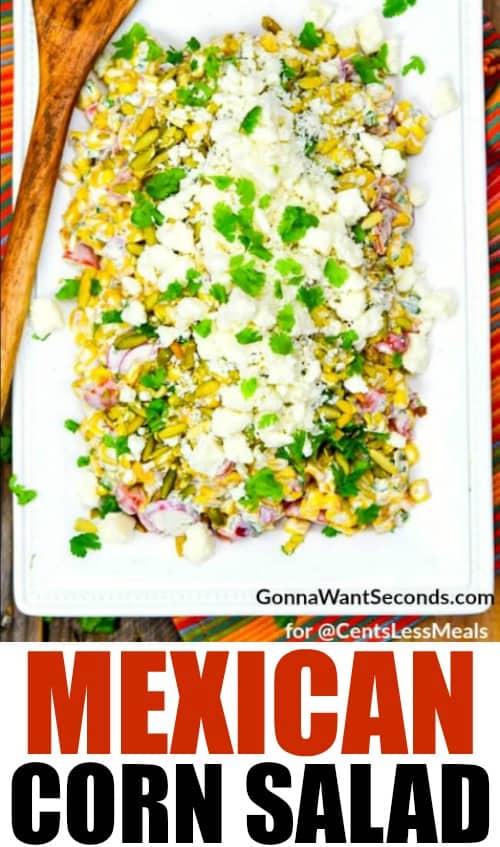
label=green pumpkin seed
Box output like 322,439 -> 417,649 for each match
133,127 -> 160,153
160,468 -> 178,499
131,147 -> 156,173
114,330 -> 152,350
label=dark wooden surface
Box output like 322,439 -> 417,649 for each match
1,0 -> 499,643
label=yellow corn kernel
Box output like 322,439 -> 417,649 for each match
260,32 -> 279,52
405,443 -> 420,466
121,102 -> 136,116
393,212 -> 412,228
185,123 -> 207,142
396,125 -> 410,138
369,448 -> 398,475
405,138 -> 424,155
195,379 -> 220,398
77,270 -> 93,308
175,536 -> 186,557
282,534 -> 306,556
74,519 -> 98,534
298,75 -> 323,89
117,79 -> 136,95
410,479 -> 430,503
411,123 -> 427,141
362,211 -> 383,230
396,243 -> 414,267
337,412 -> 354,429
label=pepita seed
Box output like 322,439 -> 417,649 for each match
133,127 -> 160,152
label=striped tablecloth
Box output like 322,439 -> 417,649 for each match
1,4 -> 498,641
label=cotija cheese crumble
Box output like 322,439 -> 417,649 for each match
48,9 -> 456,563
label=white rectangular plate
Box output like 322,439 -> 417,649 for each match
12,0 -> 493,617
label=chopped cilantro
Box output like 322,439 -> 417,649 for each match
274,279 -> 284,299
101,310 -> 123,324
131,191 -> 164,228
194,319 -> 212,338
240,106 -> 263,135
392,352 -> 404,368
241,378 -> 258,399
299,21 -> 324,50
103,434 -> 131,458
259,194 -> 272,209
204,52 -> 221,79
77,456 -> 90,467
340,330 -> 359,350
231,262 -> 266,297
280,59 -> 297,88
325,258 -> 349,288
213,202 -> 239,242
322,526 -> 339,538
305,137 -> 318,157
145,168 -> 186,200
55,278 -> 79,300
275,257 -> 303,276
209,284 -> 229,303
383,0 -> 417,18
167,47 -> 184,65
402,55 -> 426,76
0,425 -> 12,463
236,178 -> 256,206
353,224 -> 368,243
270,332 -> 293,355
145,39 -> 164,61
332,461 -> 371,497
352,43 -> 390,84
259,413 -> 279,429
356,504 -> 381,525
9,475 -> 37,506
112,23 -> 148,60
140,367 -> 167,390
186,36 -> 201,51
211,175 -> 233,190
64,419 -> 80,433
276,431 -> 307,475
347,351 -> 365,376
278,205 -> 319,243
297,285 -> 324,312
177,82 -> 214,107
70,533 -> 102,558
145,398 -> 167,433
276,304 -> 295,333
98,495 -> 121,518
236,327 -> 263,345
244,467 -> 283,508
160,281 -> 185,302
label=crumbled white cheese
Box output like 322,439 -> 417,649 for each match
128,435 -> 145,461
119,385 -> 136,404
31,298 -> 64,337
431,78 -> 460,118
100,512 -> 136,543
409,185 -> 428,207
212,408 -> 252,437
157,326 -> 182,347
420,290 -> 457,319
357,12 -> 384,55
381,149 -> 406,176
76,470 -> 100,508
335,290 -> 366,321
183,523 -> 216,564
121,276 -> 142,296
149,507 -> 196,536
157,221 -> 195,254
353,306 -> 384,340
182,434 -> 226,477
403,333 -> 429,374
389,432 -> 407,449
336,188 -> 369,224
344,375 -> 369,394
121,301 -> 147,327
395,266 -> 417,293
335,24 -> 357,49
137,245 -> 191,288
223,433 -> 254,465
386,39 -> 401,74
309,0 -> 334,28
175,297 -> 209,328
359,132 -> 385,166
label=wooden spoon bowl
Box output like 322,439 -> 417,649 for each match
0,0 -> 138,417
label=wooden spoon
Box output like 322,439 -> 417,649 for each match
0,0 -> 138,417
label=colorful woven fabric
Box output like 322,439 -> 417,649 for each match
1,4 -> 498,641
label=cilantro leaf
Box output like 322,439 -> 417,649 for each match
278,206 -> 319,243
275,257 -> 303,276
332,461 -> 370,497
145,168 -> 186,200
0,425 -> 13,463
112,23 -> 148,60
186,36 -> 201,52
167,47 -> 184,65
347,351 -> 364,376
340,330 -> 359,350
356,504 -> 381,525
280,59 -> 297,88
98,495 -> 121,518
9,474 -> 37,506
297,285 -> 324,312
140,367 -> 167,390
325,258 -> 349,288
101,310 -> 123,324
145,398 -> 167,433
177,82 -> 214,107
299,22 -> 324,50
240,106 -> 263,135
160,281 -> 185,302
258,413 -> 279,429
276,304 -> 295,333
77,456 -> 90,467
277,431 -> 307,475
236,327 -> 263,345
322,526 -> 339,538
230,262 -> 266,297
194,319 -> 212,338
259,194 -> 272,209
210,175 -> 233,190
213,202 -> 239,242
352,43 -> 390,84
270,332 -> 293,355
383,0 -> 417,18
244,468 -> 283,508
70,533 -> 102,558
131,192 -> 164,228
402,55 -> 426,76
55,278 -> 79,300
236,178 -> 256,206
145,38 -> 164,61
209,284 -> 229,303
241,378 -> 258,399
353,224 -> 367,243
103,434 -> 131,458
64,419 -> 80,433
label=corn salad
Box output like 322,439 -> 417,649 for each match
54,11 -> 454,563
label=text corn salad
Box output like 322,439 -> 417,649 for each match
55,12 -> 453,563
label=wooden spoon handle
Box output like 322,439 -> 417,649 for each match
0,92 -> 74,418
